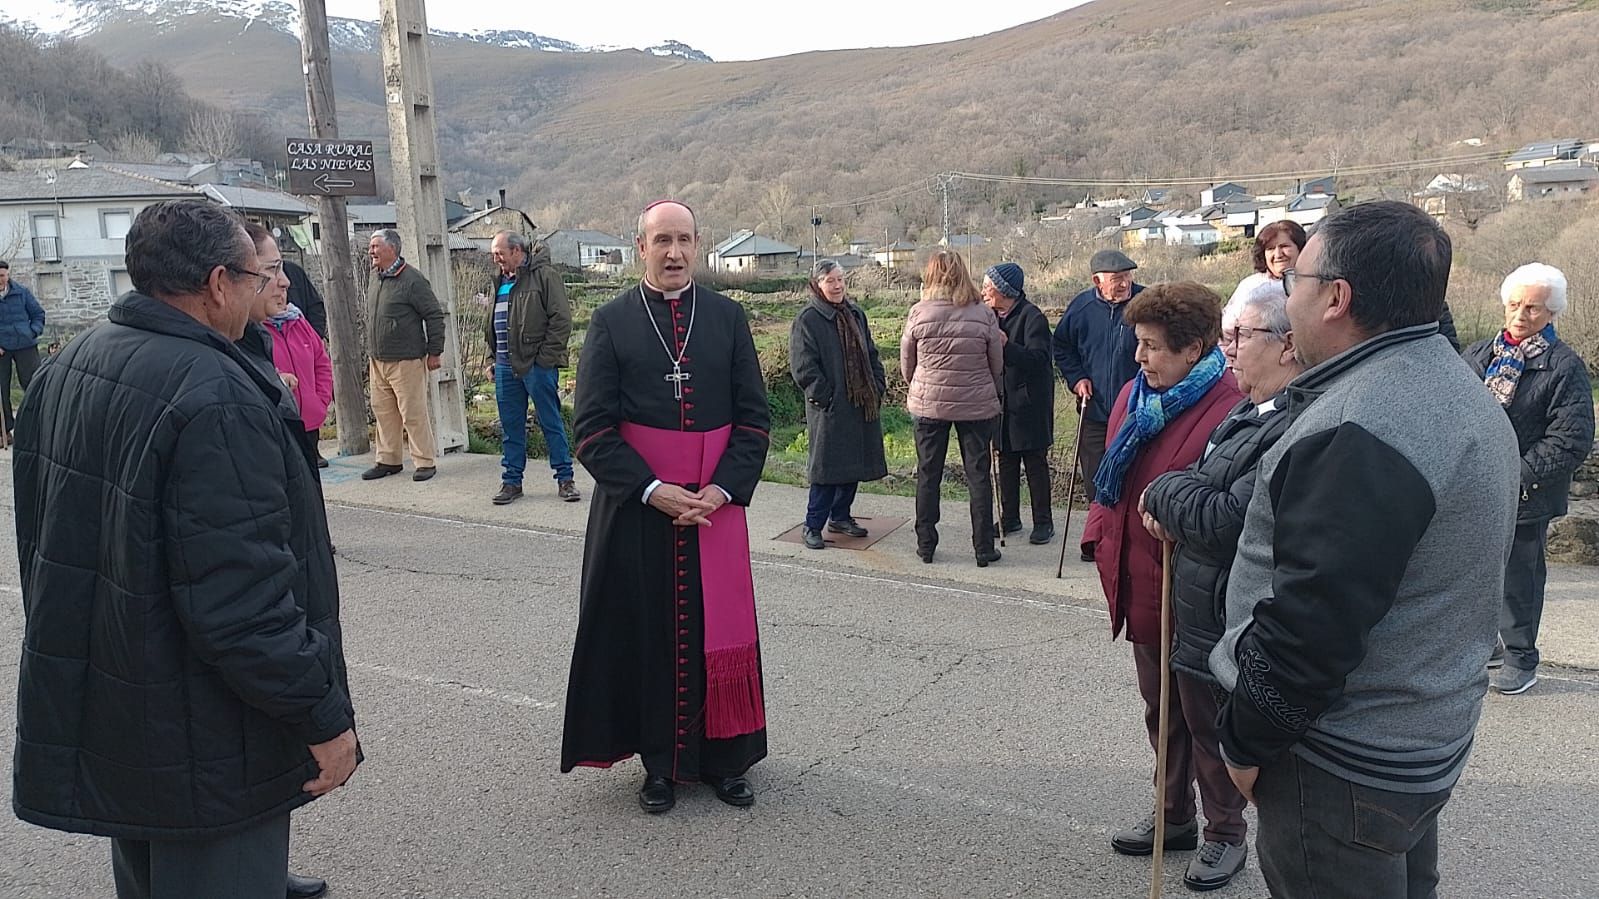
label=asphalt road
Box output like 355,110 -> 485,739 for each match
2,501 -> 1597,899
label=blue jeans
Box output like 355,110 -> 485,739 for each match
806,482 -> 859,530
495,362 -> 573,485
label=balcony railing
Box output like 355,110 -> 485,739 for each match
31,236 -> 61,262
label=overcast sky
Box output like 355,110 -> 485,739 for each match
7,0 -> 1091,61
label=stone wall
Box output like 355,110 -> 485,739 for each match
9,256 -> 120,340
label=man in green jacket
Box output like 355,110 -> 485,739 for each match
363,229 -> 445,482
486,231 -> 578,504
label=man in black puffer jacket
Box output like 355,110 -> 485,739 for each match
1464,262 -> 1595,695
11,200 -> 358,899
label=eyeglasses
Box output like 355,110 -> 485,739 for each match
1222,326 -> 1282,347
225,261 -> 284,295
1282,269 -> 1340,296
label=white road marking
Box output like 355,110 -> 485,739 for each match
349,661 -> 558,711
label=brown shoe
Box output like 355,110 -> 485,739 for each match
558,479 -> 581,502
492,483 -> 522,505
361,463 -> 402,480
412,466 -> 436,482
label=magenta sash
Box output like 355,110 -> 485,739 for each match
619,423 -> 765,739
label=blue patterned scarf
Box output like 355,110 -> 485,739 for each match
1484,323 -> 1554,408
1093,346 -> 1228,507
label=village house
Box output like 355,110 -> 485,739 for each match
1164,221 -> 1221,248
542,229 -> 634,273
449,193 -> 537,253
1507,165 -> 1599,202
871,240 -> 919,271
1201,182 -> 1251,206
1416,173 -> 1497,220
0,165 -> 196,332
1504,139 -> 1587,171
708,230 -> 802,274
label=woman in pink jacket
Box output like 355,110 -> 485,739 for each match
268,302 -> 334,468
901,249 -> 1004,567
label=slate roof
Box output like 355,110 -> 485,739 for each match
0,166 -> 197,203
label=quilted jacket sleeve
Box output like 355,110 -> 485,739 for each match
164,401 -> 353,744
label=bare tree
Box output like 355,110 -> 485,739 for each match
107,128 -> 161,162
758,181 -> 797,242
182,108 -> 242,161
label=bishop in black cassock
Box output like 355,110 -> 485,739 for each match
560,201 -> 771,814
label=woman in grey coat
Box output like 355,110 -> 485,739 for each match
789,259 -> 888,549
1464,263 -> 1595,695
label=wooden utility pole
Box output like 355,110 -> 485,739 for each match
378,0 -> 468,454
297,0 -> 369,455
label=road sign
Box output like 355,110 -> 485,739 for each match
285,138 -> 377,196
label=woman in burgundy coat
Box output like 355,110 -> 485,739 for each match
1081,283 -> 1241,869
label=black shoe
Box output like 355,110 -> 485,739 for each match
1000,520 -> 1024,536
412,466 -> 436,482
361,463 -> 403,480
493,483 -> 523,505
918,546 -> 936,563
802,526 -> 826,549
707,775 -> 755,807
286,873 -> 328,899
1029,524 -> 1055,545
1080,543 -> 1096,563
638,774 -> 675,813
975,548 -> 1002,567
315,455 -> 329,470
827,518 -> 868,538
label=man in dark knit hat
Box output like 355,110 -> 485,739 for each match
1051,249 -> 1144,561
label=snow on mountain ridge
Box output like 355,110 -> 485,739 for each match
16,0 -> 711,60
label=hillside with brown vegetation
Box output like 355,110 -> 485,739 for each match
64,0 -> 1597,242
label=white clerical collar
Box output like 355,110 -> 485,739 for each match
643,279 -> 693,300
1255,397 -> 1278,416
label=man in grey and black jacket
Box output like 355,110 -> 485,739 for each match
1210,202 -> 1520,898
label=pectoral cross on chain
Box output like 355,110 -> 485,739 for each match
664,365 -> 692,401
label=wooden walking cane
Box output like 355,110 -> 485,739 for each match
1055,396 -> 1088,578
1150,541 -> 1175,899
992,446 -> 1006,548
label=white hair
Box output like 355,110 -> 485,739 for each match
1237,278 -> 1291,335
1500,263 -> 1568,314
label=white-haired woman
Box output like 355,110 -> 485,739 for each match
1464,263 -> 1595,695
1134,278 -> 1304,889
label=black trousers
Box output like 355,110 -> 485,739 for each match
1255,752 -> 1449,899
1077,417 -> 1109,505
913,417 -> 997,554
112,813 -> 290,899
1,345 -> 42,432
1501,521 -> 1549,671
997,449 -> 1052,529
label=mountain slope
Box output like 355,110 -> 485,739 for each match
62,0 -> 1599,238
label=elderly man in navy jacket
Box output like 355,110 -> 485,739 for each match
1051,249 -> 1144,561
0,259 -> 46,440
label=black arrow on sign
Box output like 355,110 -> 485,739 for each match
314,173 -> 356,193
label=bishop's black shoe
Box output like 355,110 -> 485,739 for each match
706,775 -> 755,807
638,774 -> 675,813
